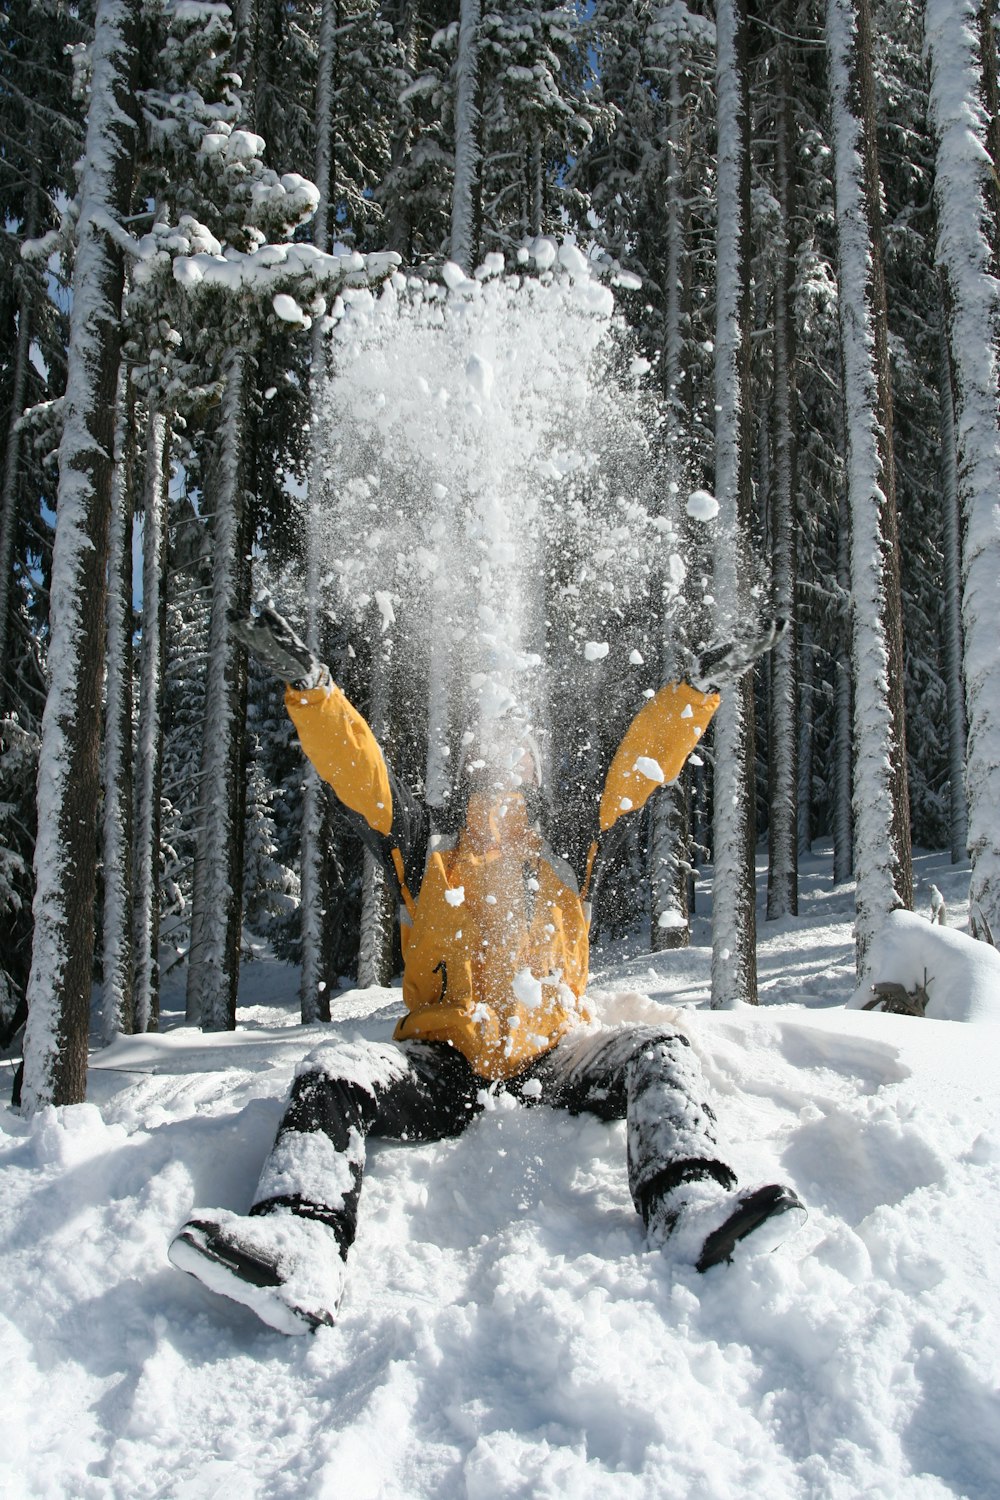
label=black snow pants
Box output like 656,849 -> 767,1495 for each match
249,1025 -> 736,1257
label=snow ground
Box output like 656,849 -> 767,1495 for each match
2,847 -> 999,1500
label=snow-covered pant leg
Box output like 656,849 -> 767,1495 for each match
522,1025 -> 736,1219
250,1040 -> 482,1257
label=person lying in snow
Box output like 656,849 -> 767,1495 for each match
168,608 -> 805,1334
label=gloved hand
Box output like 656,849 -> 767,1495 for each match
228,604 -> 329,689
692,616 -> 789,692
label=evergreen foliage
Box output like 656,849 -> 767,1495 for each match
5,0 -> 996,1101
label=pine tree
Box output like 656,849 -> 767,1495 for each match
826,0 -> 912,967
99,375 -> 135,1041
925,0 -> 1000,932
710,0 -> 758,1008
22,0 -> 142,1110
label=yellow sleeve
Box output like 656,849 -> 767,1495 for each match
285,682 -> 393,837
598,682 -> 720,833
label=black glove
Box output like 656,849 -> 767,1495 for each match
692,616 -> 789,691
228,604 -> 326,688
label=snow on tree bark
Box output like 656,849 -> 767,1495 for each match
710,0 -> 757,1009
833,489 -> 854,886
100,373 -> 134,1042
797,625 -> 814,856
185,345 -> 249,1031
357,616 -> 395,987
766,53 -> 799,921
936,313 -> 969,864
300,0 -> 339,1026
450,0 -> 482,272
826,0 -> 912,966
925,0 -> 1000,926
21,0 -> 139,1111
133,406 -> 170,1033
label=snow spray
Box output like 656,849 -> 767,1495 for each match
307,239 -> 708,810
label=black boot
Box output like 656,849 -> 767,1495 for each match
168,1207 -> 347,1334
646,1175 -> 806,1272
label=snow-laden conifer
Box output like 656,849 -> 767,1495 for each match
710,0 -> 758,1008
22,0 -> 140,1110
100,375 -> 134,1042
450,0 -> 482,271
826,0 -> 912,967
924,0 -> 1000,928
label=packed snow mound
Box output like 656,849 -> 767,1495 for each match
848,908 -> 1000,1023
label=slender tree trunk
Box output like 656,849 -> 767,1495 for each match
827,0 -> 912,966
710,0 -> 757,1008
450,0 -> 482,271
21,0 -> 139,1111
300,0 -> 340,1024
185,347 -> 250,1031
383,0 -> 418,258
936,312 -> 968,864
767,56 -> 799,920
650,774 -> 690,949
357,621 -> 396,986
797,624 -> 814,857
528,128 -> 544,237
133,406 -> 170,1032
925,0 -> 1000,927
833,490 -> 854,884
650,64 -> 693,950
663,56 -> 690,424
100,373 -> 134,1042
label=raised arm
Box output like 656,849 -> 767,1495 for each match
581,618 -> 787,906
232,605 -> 427,898
285,680 -> 392,835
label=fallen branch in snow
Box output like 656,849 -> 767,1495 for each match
862,971 -> 931,1017
970,905 -> 996,949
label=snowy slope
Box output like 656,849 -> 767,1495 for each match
2,849 -> 999,1500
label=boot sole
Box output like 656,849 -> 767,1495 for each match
696,1184 -> 806,1273
168,1222 -> 332,1335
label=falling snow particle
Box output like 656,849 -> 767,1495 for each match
687,489 -> 720,521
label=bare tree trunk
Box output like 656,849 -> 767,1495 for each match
528,128 -> 544,238
926,0 -> 1000,927
133,406 -> 170,1032
827,0 -> 912,965
797,623 -> 814,857
300,0 -> 340,1024
766,54 -> 799,919
357,621 -> 396,987
650,772 -> 690,950
935,314 -> 968,864
22,0 -> 139,1110
833,488 -> 854,885
450,0 -> 482,271
100,373 -> 135,1042
185,347 -> 250,1031
710,0 -> 757,1008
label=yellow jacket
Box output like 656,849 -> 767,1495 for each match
285,679 -> 719,1079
